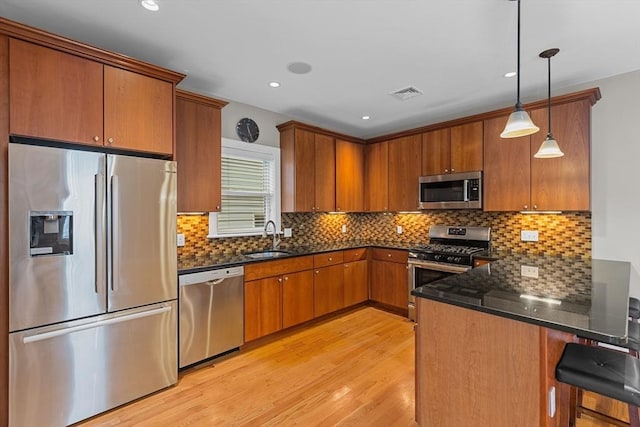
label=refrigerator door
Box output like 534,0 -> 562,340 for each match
107,155 -> 177,311
9,301 -> 177,427
8,143 -> 107,332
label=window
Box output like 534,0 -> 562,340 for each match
208,138 -> 280,237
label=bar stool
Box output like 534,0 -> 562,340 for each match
557,343 -> 640,427
630,297 -> 640,322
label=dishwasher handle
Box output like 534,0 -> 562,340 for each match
179,266 -> 244,287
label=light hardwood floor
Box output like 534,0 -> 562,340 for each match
78,307 -> 417,426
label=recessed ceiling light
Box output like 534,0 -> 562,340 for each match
504,71 -> 517,78
362,115 -> 371,120
268,81 -> 280,88
287,62 -> 312,75
141,0 -> 159,12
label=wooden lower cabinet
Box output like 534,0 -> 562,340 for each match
314,264 -> 345,317
343,260 -> 368,306
370,248 -> 408,310
244,276 -> 282,342
282,270 -> 314,329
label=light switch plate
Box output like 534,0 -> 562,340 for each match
283,228 -> 292,238
396,225 -> 403,234
341,224 -> 347,234
521,230 -> 539,242
521,265 -> 539,278
176,233 -> 185,247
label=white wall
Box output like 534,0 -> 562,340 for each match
221,100 -> 291,148
582,70 -> 640,296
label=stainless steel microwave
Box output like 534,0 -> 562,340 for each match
418,171 -> 482,210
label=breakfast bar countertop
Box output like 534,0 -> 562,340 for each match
412,253 -> 632,345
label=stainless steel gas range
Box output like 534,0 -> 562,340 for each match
407,225 -> 491,320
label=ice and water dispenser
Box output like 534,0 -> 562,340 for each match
29,211 -> 73,256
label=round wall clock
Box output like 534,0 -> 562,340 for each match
236,117 -> 259,143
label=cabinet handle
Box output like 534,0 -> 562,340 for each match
523,205 -> 528,210
533,205 -> 538,210
445,169 -> 449,173
328,257 -> 333,261
315,270 -> 319,274
451,168 -> 455,172
344,264 -> 349,268
278,278 -> 282,283
107,137 -> 114,145
388,254 -> 392,258
283,276 -> 288,281
216,205 -> 220,210
93,136 -> 100,143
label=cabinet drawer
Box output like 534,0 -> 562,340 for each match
244,255 -> 314,281
343,248 -> 367,262
371,248 -> 408,264
313,251 -> 344,268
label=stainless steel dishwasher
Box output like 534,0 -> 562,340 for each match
179,266 -> 244,368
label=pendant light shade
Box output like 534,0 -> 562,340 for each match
501,0 -> 539,139
534,48 -> 564,158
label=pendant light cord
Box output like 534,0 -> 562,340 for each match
516,0 -> 522,109
547,55 -> 552,137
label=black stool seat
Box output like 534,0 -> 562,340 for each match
631,297 -> 640,321
556,343 -> 640,406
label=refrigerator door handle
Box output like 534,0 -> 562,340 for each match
110,174 -> 120,292
22,306 -> 172,344
95,173 -> 105,295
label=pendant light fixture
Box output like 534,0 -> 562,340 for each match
500,0 -> 540,138
534,48 -> 564,158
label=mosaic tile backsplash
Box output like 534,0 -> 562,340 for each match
177,211 -> 591,261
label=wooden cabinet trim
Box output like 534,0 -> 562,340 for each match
244,256 -> 314,281
276,120 -> 365,144
0,17 -> 184,84
175,89 -> 228,108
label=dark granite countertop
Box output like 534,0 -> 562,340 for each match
178,240 -> 414,274
412,253 -> 631,345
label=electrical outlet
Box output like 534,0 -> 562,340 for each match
283,228 -> 292,238
176,233 -> 185,247
521,230 -> 539,242
521,265 -> 539,278
341,224 -> 347,234
396,225 -> 403,234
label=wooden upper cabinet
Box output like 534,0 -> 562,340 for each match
335,139 -> 364,212
484,98 -> 591,211
483,114 -> 531,211
8,37 -> 182,156
421,128 -> 450,176
9,38 -> 103,145
388,134 -> 422,211
364,141 -> 389,212
450,121 -> 483,173
422,121 -> 483,176
280,126 -> 336,212
529,100 -> 591,211
175,90 -> 227,212
103,66 -> 173,155
314,133 -> 336,212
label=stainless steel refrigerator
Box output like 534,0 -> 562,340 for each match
8,142 -> 178,427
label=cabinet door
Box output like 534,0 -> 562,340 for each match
176,96 -> 222,212
313,264 -> 344,317
314,133 -> 336,212
530,100 -> 590,211
336,139 -> 364,212
9,39 -> 103,146
370,260 -> 408,309
450,121 -> 483,173
388,134 -> 422,211
483,115 -> 531,211
244,277 -> 282,342
104,65 -> 174,155
364,141 -> 389,211
282,270 -> 314,329
343,260 -> 368,307
421,128 -> 450,176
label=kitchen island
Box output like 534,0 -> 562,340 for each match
411,253 -> 631,427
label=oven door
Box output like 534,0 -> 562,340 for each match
408,259 -> 470,320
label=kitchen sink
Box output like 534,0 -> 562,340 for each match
244,250 -> 292,259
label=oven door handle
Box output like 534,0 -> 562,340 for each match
408,260 -> 471,274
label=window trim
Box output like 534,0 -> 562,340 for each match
208,138 -> 281,238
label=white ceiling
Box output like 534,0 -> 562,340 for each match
1,0 -> 639,139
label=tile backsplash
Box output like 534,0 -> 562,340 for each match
177,211 -> 591,261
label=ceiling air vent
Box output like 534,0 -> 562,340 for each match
390,86 -> 424,101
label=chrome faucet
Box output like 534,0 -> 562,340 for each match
263,220 -> 281,250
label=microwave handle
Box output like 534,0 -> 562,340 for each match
463,179 -> 469,201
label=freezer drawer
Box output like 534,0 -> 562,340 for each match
9,301 -> 177,427
179,267 -> 244,368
